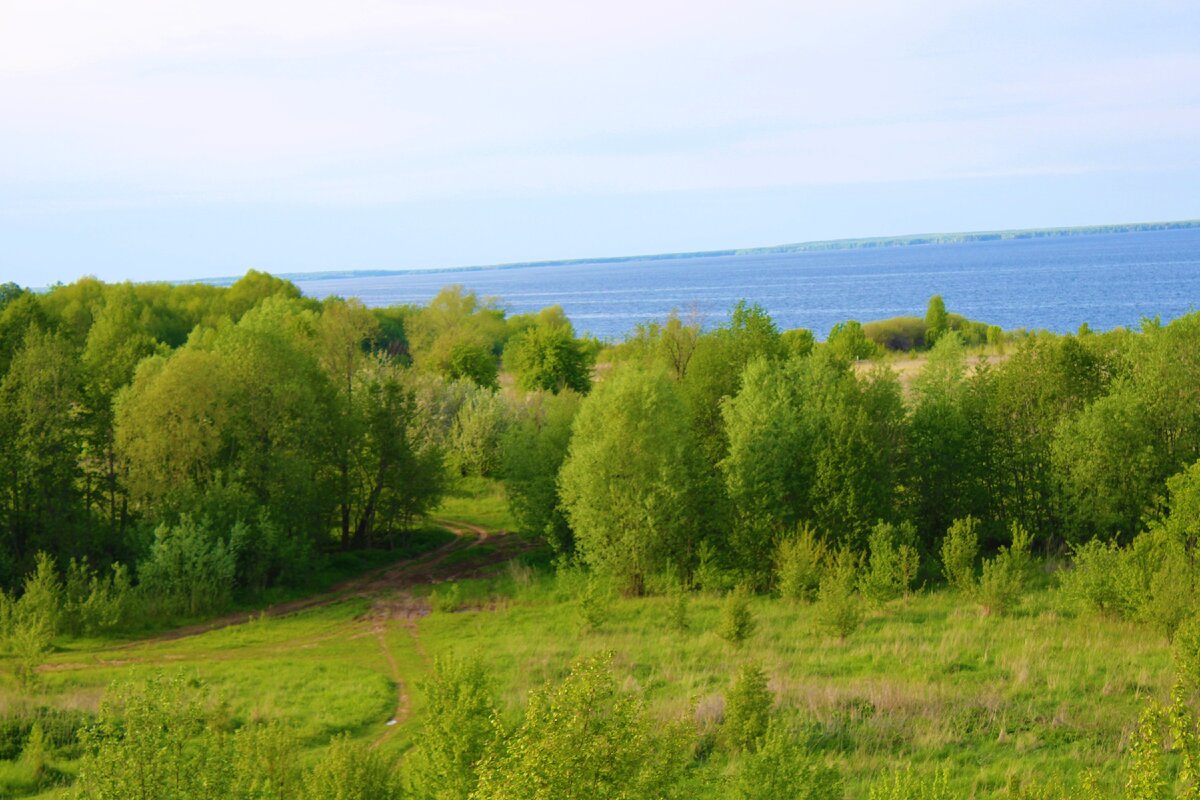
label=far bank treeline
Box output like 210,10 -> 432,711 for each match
1,272 -> 1199,606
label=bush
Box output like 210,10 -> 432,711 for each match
230,721 -> 300,800
859,521 -> 920,605
718,586 -> 757,646
941,517 -> 980,593
303,733 -> 403,800
431,582 -> 463,614
76,673 -> 233,798
724,662 -> 772,752
775,525 -> 826,603
138,517 -> 236,618
977,522 -> 1033,616
1059,538 -> 1138,616
64,558 -> 133,636
410,657 -> 498,800
818,548 -> 862,640
471,653 -> 691,800
732,718 -> 842,800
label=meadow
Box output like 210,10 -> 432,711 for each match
0,495 -> 1174,798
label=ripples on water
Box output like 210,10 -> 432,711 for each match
293,228 -> 1200,340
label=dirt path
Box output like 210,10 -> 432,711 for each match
47,518 -> 541,741
117,519 -> 527,648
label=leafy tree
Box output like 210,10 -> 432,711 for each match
559,366 -> 713,594
224,269 -> 303,321
721,357 -> 810,573
448,389 -> 509,478
505,308 -> 593,394
472,653 -> 691,800
501,391 -> 580,553
680,301 -> 783,465
907,333 -> 991,548
115,298 -> 335,547
924,295 -> 949,347
0,329 -> 85,570
826,320 -> 879,361
408,286 -> 505,389
316,298 -> 380,548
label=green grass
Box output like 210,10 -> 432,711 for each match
0,562 -> 1174,798
433,477 -> 517,531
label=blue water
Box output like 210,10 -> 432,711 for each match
293,228 -> 1200,340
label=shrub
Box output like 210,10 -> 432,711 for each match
76,673 -> 234,798
1059,538 -> 1136,616
818,548 -> 862,640
941,516 -> 980,594
724,662 -> 772,751
64,558 -> 133,636
431,582 -> 463,614
977,522 -> 1033,616
471,653 -> 691,800
718,586 -> 757,646
410,657 -> 498,800
230,721 -> 300,800
775,524 -> 826,603
731,718 -> 842,800
303,733 -> 403,800
859,521 -> 920,605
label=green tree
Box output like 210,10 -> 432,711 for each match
501,391 -> 580,553
924,295 -> 949,347
504,308 -> 593,394
0,329 -> 85,569
826,320 -> 879,361
559,366 -> 712,594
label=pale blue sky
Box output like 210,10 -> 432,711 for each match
2,0 -> 1198,286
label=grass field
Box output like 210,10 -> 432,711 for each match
0,528 -> 1173,799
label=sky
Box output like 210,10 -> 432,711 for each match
2,0 -> 1199,286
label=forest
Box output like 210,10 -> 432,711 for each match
2,272 -> 1200,798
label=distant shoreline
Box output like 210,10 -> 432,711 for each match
192,219 -> 1200,287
